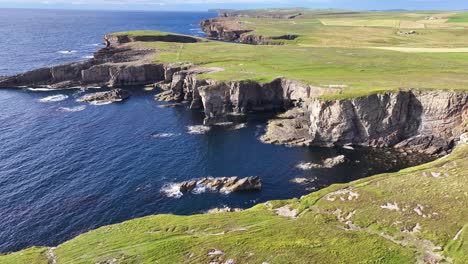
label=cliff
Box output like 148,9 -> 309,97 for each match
157,70 -> 466,155
0,33 -> 197,89
200,18 -> 294,45
263,90 -> 467,155
3,32 -> 466,156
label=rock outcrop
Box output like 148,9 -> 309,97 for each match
200,18 -> 294,45
177,176 -> 262,194
264,90 -> 467,155
157,74 -> 334,125
0,39 -> 181,90
106,33 -> 201,46
78,89 -> 130,104
200,18 -> 252,42
296,155 -> 347,170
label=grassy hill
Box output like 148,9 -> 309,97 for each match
2,142 -> 466,263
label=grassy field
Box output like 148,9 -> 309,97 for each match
129,39 -> 468,99
2,142 -> 466,263
111,11 -> 468,99
223,10 -> 468,48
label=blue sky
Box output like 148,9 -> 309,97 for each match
0,0 -> 467,11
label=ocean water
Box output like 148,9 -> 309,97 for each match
0,9 -> 432,253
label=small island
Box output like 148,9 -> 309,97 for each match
1,9 -> 467,264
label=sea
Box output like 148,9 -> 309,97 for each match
0,8 -> 432,253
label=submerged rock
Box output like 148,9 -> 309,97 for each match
78,89 -> 130,104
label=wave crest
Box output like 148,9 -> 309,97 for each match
38,94 -> 69,102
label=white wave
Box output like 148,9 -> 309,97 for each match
161,183 -> 183,198
151,133 -> 180,139
58,105 -> 86,112
90,43 -> 103,46
187,125 -> 211,134
82,55 -> 94,59
296,162 -> 319,171
230,123 -> 247,130
38,94 -> 69,102
57,50 -> 78,54
28,87 -> 57,92
214,122 -> 234,126
28,87 -> 79,91
192,184 -> 207,195
88,100 -> 113,106
190,28 -> 201,31
220,187 -> 232,195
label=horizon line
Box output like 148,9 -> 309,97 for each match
0,6 -> 466,13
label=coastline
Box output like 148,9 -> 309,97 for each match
0,9 -> 467,263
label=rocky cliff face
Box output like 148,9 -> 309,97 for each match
156,71 -> 467,155
106,33 -> 200,46
200,18 -> 253,42
156,71 -> 336,125
3,32 -> 466,155
200,18 -> 289,45
262,90 -> 467,155
0,44 -> 181,89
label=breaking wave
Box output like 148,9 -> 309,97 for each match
38,94 -> 69,102
160,183 -> 183,199
191,184 -> 207,195
58,105 -> 86,112
88,100 -> 114,106
151,133 -> 180,139
296,162 -> 317,171
57,50 -> 78,54
187,125 -> 211,134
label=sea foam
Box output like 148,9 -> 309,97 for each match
161,183 -> 183,198
151,133 -> 180,139
58,106 -> 86,112
187,125 -> 211,134
57,50 -> 78,54
38,94 -> 69,102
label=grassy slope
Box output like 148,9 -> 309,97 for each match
2,143 -> 467,263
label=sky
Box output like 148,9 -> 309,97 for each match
0,0 -> 467,11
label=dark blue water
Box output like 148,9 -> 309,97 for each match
0,9 -> 431,253
0,9 -> 211,76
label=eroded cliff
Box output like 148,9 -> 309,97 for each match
153,65 -> 467,155
2,32 -> 466,156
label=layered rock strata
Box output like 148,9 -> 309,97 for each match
262,90 -> 467,155
2,34 -> 466,155
78,88 -> 130,104
200,18 -> 292,45
0,37 -> 190,89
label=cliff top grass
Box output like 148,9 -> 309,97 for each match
220,10 -> 468,48
107,10 -> 468,99
134,39 -> 468,99
2,142 -> 467,263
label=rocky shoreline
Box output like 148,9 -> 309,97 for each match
1,30 -> 466,156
